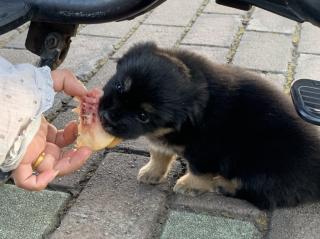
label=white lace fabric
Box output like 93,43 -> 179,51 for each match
0,57 -> 55,172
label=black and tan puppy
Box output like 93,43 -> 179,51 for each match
98,42 -> 320,210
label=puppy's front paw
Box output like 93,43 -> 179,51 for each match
173,173 -> 214,196
137,162 -> 166,185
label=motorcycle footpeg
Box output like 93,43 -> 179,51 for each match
291,79 -> 320,126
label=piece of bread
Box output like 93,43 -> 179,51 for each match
74,88 -> 121,151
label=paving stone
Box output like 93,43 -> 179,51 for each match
233,31 -> 292,73
50,153 -> 168,239
50,151 -> 105,190
204,1 -> 246,15
247,8 -> 296,34
113,24 -> 184,58
171,194 -> 267,230
145,0 -> 204,26
268,202 -> 320,239
295,54 -> 320,80
79,17 -> 143,38
60,35 -> 116,80
182,14 -> 241,47
116,137 -> 150,153
5,30 -> 28,49
298,23 -> 320,54
43,93 -> 69,121
179,44 -> 229,63
161,210 -> 262,239
0,29 -> 19,47
85,59 -> 117,89
0,184 -> 69,239
0,48 -> 39,64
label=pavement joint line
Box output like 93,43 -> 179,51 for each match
234,68 -> 287,75
3,46 -> 25,50
142,23 -> 186,28
174,0 -> 210,48
262,211 -> 274,239
179,42 -> 230,49
297,51 -> 320,57
245,29 -> 293,36
284,23 -> 301,94
78,33 -> 121,39
226,7 -> 254,64
202,11 -> 246,16
110,147 -> 151,157
112,12 -> 152,51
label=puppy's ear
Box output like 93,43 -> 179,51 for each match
117,41 -> 158,67
156,52 -> 190,79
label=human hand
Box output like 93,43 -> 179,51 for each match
51,69 -> 87,97
12,117 -> 92,191
12,69 -> 92,191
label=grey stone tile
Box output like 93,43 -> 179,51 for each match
248,8 -> 296,34
113,24 -> 184,58
145,0 -> 204,26
5,30 -> 28,49
0,29 -> 19,47
79,17 -> 143,38
0,48 -> 39,65
171,194 -> 267,230
233,31 -> 292,73
60,35 -> 117,80
295,54 -> 320,80
0,184 -> 69,239
179,44 -> 229,64
50,153 -> 168,239
298,23 -> 320,54
182,14 -> 241,47
268,203 -> 320,239
204,1 -> 246,15
161,210 -> 262,239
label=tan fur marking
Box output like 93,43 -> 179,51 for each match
147,127 -> 174,137
174,171 -> 241,196
174,171 -> 217,195
212,175 -> 241,195
137,148 -> 177,184
155,51 -> 191,78
141,103 -> 155,113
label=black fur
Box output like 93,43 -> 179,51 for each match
99,42 -> 320,210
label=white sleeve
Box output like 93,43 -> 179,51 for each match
0,56 -> 56,172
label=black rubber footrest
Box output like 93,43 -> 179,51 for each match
291,79 -> 320,125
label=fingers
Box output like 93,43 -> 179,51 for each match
54,147 -> 92,176
12,154 -> 59,191
54,121 -> 78,147
47,123 -> 58,143
51,69 -> 87,97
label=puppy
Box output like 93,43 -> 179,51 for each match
98,42 -> 320,210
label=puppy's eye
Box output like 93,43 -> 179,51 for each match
114,82 -> 123,93
136,112 -> 149,123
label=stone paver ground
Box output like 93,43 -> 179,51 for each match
1,0 -> 320,238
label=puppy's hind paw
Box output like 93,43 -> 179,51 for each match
173,182 -> 205,197
137,163 -> 166,185
173,173 -> 214,197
